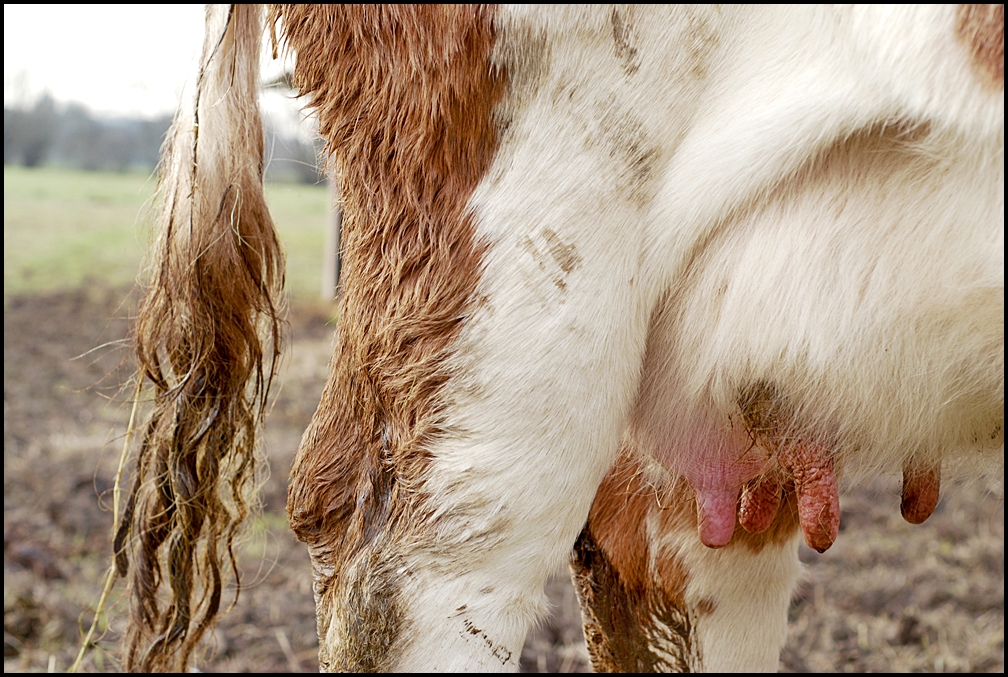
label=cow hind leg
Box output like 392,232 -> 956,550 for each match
572,448 -> 802,672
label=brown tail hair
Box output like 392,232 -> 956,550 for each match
115,5 -> 284,671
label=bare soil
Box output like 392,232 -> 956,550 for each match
4,288 -> 1002,672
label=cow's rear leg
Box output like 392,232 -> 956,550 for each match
571,447 -> 802,672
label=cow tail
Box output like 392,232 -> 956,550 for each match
116,5 -> 284,671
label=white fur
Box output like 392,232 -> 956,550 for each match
320,5 -> 1002,671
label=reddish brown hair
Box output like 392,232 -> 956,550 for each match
271,5 -> 505,670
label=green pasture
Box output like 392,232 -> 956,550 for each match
3,166 -> 331,302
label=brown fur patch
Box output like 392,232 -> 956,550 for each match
956,4 -> 1004,89
572,444 -> 695,672
586,445 -> 665,600
270,5 -> 505,671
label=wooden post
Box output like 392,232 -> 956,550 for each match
321,174 -> 342,301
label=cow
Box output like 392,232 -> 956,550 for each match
114,4 -> 1003,672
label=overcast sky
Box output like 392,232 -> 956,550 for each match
4,5 -> 306,135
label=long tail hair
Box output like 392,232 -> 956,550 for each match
115,5 -> 284,670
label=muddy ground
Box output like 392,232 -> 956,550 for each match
4,287 -> 1003,672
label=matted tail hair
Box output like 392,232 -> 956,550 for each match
116,5 -> 284,671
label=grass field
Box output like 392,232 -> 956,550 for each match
3,166 -> 331,301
